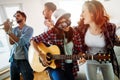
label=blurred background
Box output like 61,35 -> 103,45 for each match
0,0 -> 120,80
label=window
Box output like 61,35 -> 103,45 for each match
4,4 -> 22,28
0,4 -> 22,70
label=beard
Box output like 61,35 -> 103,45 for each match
44,16 -> 48,19
17,19 -> 23,23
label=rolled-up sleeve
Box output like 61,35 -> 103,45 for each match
17,27 -> 33,46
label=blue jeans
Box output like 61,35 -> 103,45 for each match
10,59 -> 34,80
47,63 -> 74,80
85,60 -> 114,80
47,67 -> 67,80
64,63 -> 75,80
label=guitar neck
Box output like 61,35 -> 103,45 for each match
52,55 -> 93,60
51,53 -> 111,62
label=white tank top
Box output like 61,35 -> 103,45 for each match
85,29 -> 106,55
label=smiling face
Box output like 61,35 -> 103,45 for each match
80,1 -> 109,26
57,18 -> 71,32
81,5 -> 93,25
43,6 -> 52,19
14,12 -> 25,24
43,2 -> 56,20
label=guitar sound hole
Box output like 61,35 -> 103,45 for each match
46,53 -> 52,61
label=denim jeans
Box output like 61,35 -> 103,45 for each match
85,60 -> 114,80
64,63 -> 75,80
47,63 -> 74,80
47,67 -> 67,80
10,59 -> 34,80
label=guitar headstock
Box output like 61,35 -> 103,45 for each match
95,53 -> 111,63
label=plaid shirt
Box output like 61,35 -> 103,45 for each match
76,22 -> 120,78
32,28 -> 82,76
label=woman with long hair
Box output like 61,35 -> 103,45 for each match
76,1 -> 120,80
30,9 -> 82,80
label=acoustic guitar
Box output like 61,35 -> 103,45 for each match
28,43 -> 111,72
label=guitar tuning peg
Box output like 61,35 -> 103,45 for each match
98,53 -> 101,56
99,59 -> 102,64
104,54 -> 106,56
108,59 -> 111,62
104,59 -> 106,63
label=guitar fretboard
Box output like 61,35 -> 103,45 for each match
52,55 -> 93,60
49,53 -> 111,62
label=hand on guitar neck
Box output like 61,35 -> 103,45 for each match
28,43 -> 111,72
78,52 -> 111,65
79,53 -> 86,64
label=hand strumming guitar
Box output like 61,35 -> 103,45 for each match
39,51 -> 50,67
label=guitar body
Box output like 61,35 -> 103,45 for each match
28,43 -> 60,72
28,43 -> 111,72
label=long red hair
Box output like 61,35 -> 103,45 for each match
76,0 -> 111,52
78,0 -> 109,29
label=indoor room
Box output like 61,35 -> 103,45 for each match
0,0 -> 120,80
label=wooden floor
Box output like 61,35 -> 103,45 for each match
4,65 -> 119,80
33,71 -> 50,80
4,71 -> 50,80
4,72 -> 119,80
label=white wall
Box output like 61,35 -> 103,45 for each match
0,0 -> 58,36
102,0 -> 120,27
22,0 -> 58,36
